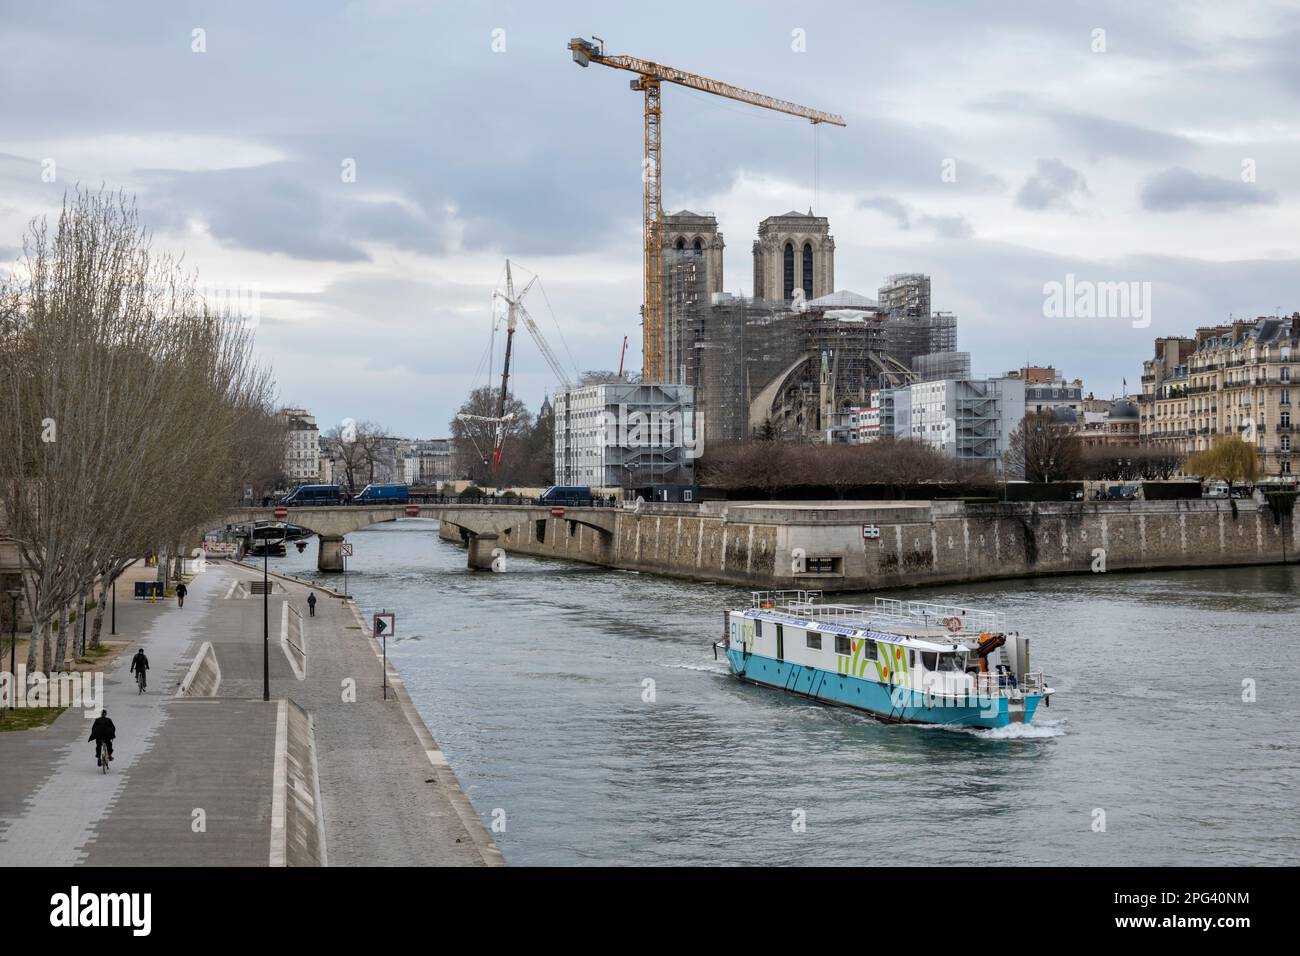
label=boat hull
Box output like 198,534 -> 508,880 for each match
726,648 -> 1041,729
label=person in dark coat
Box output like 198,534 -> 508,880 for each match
176,582 -> 188,608
88,709 -> 116,765
130,648 -> 150,690
307,592 -> 317,617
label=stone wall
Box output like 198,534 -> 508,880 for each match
441,499 -> 1299,592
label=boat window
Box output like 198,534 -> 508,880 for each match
861,639 -> 877,661
937,652 -> 964,672
909,649 -> 915,668
806,632 -> 821,650
834,635 -> 851,655
755,620 -> 763,638
921,651 -> 937,671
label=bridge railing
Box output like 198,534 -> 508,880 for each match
252,495 -> 620,509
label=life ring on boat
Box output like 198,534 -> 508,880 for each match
944,616 -> 963,633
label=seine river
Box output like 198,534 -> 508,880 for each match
266,520 -> 1300,866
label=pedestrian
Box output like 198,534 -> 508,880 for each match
307,592 -> 317,618
176,581 -> 188,608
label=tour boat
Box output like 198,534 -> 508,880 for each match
717,591 -> 1054,728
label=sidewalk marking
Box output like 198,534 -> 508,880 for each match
175,641 -> 221,698
269,699 -> 288,867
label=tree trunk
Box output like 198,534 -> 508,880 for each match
52,602 -> 70,672
91,580 -> 109,648
40,618 -> 53,675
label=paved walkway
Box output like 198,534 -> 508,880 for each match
0,560 -> 499,866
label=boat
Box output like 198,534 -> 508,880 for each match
716,590 -> 1054,728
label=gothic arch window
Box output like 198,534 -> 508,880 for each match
783,242 -> 795,301
674,237 -> 685,251
802,241 -> 814,300
693,237 -> 703,255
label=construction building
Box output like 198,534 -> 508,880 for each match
752,211 -> 835,302
554,382 -> 696,488
892,377 -> 1026,472
1138,315 -> 1298,478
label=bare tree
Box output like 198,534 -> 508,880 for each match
1005,412 -> 1083,482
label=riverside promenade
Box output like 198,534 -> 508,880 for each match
0,560 -> 502,867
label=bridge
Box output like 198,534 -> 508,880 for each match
221,503 -> 618,571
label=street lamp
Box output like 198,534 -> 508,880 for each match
262,530 -> 270,702
6,589 -> 20,720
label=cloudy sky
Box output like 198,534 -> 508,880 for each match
2,0 -> 1297,436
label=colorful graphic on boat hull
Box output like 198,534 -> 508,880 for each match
726,649 -> 1041,729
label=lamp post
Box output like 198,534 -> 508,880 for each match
262,533 -> 270,702
5,590 -> 20,721
111,576 -> 116,635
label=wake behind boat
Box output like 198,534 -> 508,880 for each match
718,591 -> 1054,729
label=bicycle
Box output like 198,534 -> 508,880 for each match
136,669 -> 146,694
97,743 -> 111,774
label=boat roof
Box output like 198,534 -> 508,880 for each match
740,591 -> 1008,651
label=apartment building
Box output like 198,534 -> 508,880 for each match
277,407 -> 320,483
1139,315 -> 1296,478
554,382 -> 696,487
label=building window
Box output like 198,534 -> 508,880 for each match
802,242 -> 814,300
782,242 -> 795,301
806,632 -> 822,650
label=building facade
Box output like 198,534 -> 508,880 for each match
663,210 -> 724,385
554,382 -> 696,488
401,439 -> 453,485
875,377 -> 1025,472
278,408 -> 320,484
752,211 -> 834,303
1139,316 -> 1297,478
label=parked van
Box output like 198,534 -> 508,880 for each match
538,485 -> 594,506
352,483 -> 410,504
282,484 -> 348,506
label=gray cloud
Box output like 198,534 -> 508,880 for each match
1140,167 -> 1279,212
1016,159 -> 1090,211
857,195 -> 974,239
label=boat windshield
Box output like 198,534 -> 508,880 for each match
936,652 -> 965,672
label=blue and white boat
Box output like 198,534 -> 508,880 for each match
719,591 -> 1054,729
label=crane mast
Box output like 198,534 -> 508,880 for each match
569,37 -> 845,382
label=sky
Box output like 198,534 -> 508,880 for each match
2,0 -> 1298,437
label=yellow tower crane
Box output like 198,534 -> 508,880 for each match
569,36 -> 846,382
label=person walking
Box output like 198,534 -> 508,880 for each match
176,582 -> 188,608
88,709 -> 116,767
307,592 -> 317,618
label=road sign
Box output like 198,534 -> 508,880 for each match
340,542 -> 353,557
550,507 -> 566,518
404,503 -> 420,517
373,612 -> 394,638
862,524 -> 881,539
273,506 -> 288,520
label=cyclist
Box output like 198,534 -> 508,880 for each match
130,648 -> 150,691
88,709 -> 116,767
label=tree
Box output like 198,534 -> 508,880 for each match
1184,436 -> 1261,496
0,188 -> 278,671
449,386 -> 532,487
322,420 -> 391,492
1005,412 -> 1083,482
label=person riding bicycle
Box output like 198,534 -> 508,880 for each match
130,648 -> 150,690
88,709 -> 116,766
176,582 -> 188,608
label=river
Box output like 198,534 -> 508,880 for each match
264,519 -> 1300,866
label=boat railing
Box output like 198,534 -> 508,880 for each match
972,670 -> 1048,697
750,590 -> 823,610
873,597 -> 1005,634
